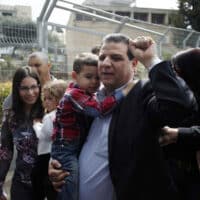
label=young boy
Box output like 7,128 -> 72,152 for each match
51,52 -> 133,200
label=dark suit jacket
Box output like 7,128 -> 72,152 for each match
108,61 -> 197,200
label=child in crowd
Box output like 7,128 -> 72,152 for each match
32,79 -> 68,200
51,52 -> 134,200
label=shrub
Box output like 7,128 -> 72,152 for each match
0,82 -> 12,122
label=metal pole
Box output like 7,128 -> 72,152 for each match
183,31 -> 194,49
195,36 -> 200,47
47,22 -> 105,36
41,0 -> 58,52
115,16 -> 129,33
37,0 -> 51,50
42,22 -> 48,52
156,27 -> 171,58
38,0 -> 51,21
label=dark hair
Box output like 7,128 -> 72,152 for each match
91,45 -> 100,55
172,48 -> 200,93
101,33 -> 134,60
12,66 -> 44,123
73,52 -> 98,73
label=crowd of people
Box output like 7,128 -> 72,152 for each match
0,33 -> 199,200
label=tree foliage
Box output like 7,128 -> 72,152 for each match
178,0 -> 200,31
169,12 -> 186,28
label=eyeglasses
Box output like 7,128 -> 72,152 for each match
19,84 -> 40,93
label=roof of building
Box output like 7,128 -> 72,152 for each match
84,0 -> 133,6
84,0 -> 178,10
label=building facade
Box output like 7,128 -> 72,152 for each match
0,4 -> 32,20
65,0 -> 177,70
78,0 -> 177,25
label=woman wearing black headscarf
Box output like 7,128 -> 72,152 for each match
160,48 -> 200,200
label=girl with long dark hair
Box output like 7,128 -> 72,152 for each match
0,66 -> 44,200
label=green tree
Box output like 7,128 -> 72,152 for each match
169,12 -> 186,28
178,0 -> 200,31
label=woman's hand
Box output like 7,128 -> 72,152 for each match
159,126 -> 178,146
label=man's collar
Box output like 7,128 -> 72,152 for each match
97,79 -> 133,99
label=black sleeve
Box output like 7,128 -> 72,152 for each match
177,126 -> 200,149
147,60 -> 198,127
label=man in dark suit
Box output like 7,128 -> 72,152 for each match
49,34 -> 197,200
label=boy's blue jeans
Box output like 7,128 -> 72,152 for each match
51,138 -> 80,200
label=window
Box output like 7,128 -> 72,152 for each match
75,13 -> 93,21
151,13 -> 165,24
134,12 -> 148,21
115,11 -> 130,17
2,12 -> 13,17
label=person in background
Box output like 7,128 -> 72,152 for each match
2,51 -> 56,116
51,52 -> 133,200
28,52 -> 56,87
32,79 -> 68,200
91,45 -> 100,55
49,34 -> 197,200
0,66 -> 44,200
159,48 -> 200,200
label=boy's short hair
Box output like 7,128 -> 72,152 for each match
73,52 -> 98,73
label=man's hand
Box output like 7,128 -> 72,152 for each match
159,126 -> 178,146
129,36 -> 159,68
48,159 -> 69,192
